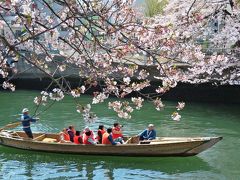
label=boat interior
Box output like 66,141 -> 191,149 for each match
0,130 -> 141,144
0,130 -> 214,145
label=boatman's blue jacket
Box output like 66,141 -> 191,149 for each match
20,114 -> 36,132
139,129 -> 156,140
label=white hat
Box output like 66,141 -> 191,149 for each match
84,126 -> 90,132
22,108 -> 29,113
148,124 -> 154,127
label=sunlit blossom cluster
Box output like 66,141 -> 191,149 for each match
176,102 -> 185,111
153,98 -> 164,111
170,102 -> 185,121
34,91 -> 48,106
92,92 -> 109,104
76,103 -> 97,123
71,86 -> 86,98
49,88 -> 64,101
108,101 -> 134,119
131,97 -> 144,110
171,112 -> 181,121
2,81 -> 15,91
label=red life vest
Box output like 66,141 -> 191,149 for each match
74,135 -> 82,144
63,133 -> 70,141
97,129 -> 106,141
83,130 -> 94,139
83,135 -> 93,144
102,132 -> 111,144
112,127 -> 123,139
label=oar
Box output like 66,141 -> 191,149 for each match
0,122 -> 22,131
0,118 -> 40,132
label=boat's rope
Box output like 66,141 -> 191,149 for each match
32,101 -> 56,118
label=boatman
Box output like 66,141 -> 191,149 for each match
20,108 -> 38,139
138,124 -> 156,141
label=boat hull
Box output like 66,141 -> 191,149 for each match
0,131 -> 222,157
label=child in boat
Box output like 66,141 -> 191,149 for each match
83,131 -> 96,145
96,125 -> 106,144
82,126 -> 95,139
112,122 -> 124,144
67,125 -> 76,142
73,131 -> 83,144
59,128 -> 71,143
138,124 -> 156,141
102,128 -> 123,145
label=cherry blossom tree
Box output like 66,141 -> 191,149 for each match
0,0 -> 239,121
147,0 -> 240,85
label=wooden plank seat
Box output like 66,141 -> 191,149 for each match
33,134 -> 46,141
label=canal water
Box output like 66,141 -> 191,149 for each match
0,90 -> 239,180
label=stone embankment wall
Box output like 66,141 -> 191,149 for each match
2,58 -> 240,104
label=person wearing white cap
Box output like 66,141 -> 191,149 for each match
20,108 -> 38,138
82,126 -> 96,144
138,124 -> 156,141
82,126 -> 95,139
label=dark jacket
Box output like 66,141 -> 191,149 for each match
139,129 -> 156,140
20,114 -> 36,131
67,129 -> 75,142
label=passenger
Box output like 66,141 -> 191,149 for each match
67,125 -> 76,142
74,130 -> 83,144
112,122 -> 123,140
102,128 -> 121,145
83,126 -> 95,139
112,122 -> 124,143
138,124 -> 156,141
96,125 -> 106,144
20,108 -> 38,139
83,131 -> 96,145
59,128 -> 71,143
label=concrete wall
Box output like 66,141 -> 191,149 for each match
2,56 -> 240,104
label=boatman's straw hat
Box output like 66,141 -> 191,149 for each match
22,108 -> 29,113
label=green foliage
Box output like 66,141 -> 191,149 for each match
144,0 -> 168,17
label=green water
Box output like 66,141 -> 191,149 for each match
0,90 -> 240,180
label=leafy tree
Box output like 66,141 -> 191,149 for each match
144,0 -> 168,17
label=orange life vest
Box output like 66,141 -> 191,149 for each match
74,135 -> 82,144
63,133 -> 70,141
97,129 -> 106,141
112,127 -> 123,139
102,132 -> 111,144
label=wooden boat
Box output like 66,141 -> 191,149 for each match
0,130 -> 222,157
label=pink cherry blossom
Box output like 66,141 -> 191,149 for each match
176,102 -> 185,111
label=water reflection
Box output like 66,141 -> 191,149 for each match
0,146 -> 212,180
